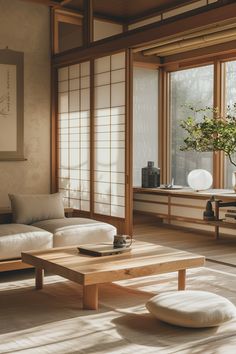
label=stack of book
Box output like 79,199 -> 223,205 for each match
225,209 -> 236,223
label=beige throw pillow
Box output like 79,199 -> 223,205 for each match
9,193 -> 65,225
146,290 -> 236,328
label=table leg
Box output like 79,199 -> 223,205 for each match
35,268 -> 44,290
178,269 -> 186,290
83,284 -> 98,310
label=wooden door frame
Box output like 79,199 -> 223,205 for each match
125,48 -> 133,235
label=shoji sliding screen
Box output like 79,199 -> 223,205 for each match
57,61 -> 90,211
94,52 -> 126,219
56,50 -> 132,233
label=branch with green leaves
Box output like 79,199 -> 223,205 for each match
180,104 -> 236,167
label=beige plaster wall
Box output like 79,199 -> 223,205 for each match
0,0 -> 51,207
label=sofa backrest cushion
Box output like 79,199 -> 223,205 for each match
9,193 -> 65,224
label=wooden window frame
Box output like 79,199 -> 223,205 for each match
159,57 -> 236,188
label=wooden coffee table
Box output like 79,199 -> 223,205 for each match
21,241 -> 205,310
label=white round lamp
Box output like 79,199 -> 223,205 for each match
187,169 -> 213,191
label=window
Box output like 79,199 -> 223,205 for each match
224,61 -> 236,188
170,65 -> 214,186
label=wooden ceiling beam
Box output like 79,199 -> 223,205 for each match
161,39 -> 236,67
53,1 -> 236,67
142,27 -> 236,56
19,0 -> 61,6
133,52 -> 161,66
133,20 -> 236,53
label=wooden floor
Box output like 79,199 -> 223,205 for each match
134,222 -> 236,272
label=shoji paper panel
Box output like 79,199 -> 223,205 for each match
58,62 -> 90,211
133,67 -> 158,186
94,52 -> 126,218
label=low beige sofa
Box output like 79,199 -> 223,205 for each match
0,223 -> 53,261
0,193 -> 116,271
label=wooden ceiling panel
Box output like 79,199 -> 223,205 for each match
65,0 -> 200,22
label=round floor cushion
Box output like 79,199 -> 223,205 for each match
146,290 -> 236,328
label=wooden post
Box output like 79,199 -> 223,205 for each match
50,66 -> 58,194
90,59 -> 94,218
178,269 -> 186,290
215,200 -> 220,239
213,60 -> 224,188
158,68 -> 170,184
125,48 -> 133,236
83,0 -> 93,46
35,268 -> 44,290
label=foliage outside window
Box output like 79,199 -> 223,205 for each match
180,104 -> 236,168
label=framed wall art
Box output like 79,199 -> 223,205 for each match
0,48 -> 24,161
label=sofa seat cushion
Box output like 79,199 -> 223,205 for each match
32,218 -> 116,247
0,224 -> 53,261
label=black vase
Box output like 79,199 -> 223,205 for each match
142,161 -> 160,188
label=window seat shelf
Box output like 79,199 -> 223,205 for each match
133,187 -> 236,239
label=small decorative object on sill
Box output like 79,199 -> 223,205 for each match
203,199 -> 215,221
225,208 -> 236,223
142,161 -> 160,188
187,169 -> 212,191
